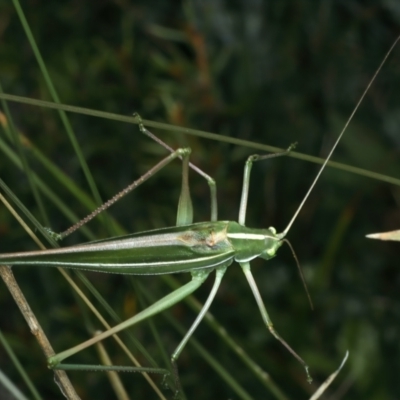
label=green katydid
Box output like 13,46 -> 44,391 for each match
0,38 -> 398,398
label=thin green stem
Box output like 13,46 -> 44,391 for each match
0,93 -> 399,188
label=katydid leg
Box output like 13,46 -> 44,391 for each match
170,265 -> 229,394
240,261 -> 311,382
55,120 -> 218,239
238,144 -> 296,226
48,269 -> 219,372
55,147 -> 192,240
176,147 -> 193,226
135,116 -> 218,222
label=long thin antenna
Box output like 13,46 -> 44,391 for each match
283,238 -> 314,310
281,36 -> 400,238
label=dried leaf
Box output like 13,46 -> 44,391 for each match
366,230 -> 400,241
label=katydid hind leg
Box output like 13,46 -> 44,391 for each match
54,119 -> 219,239
48,270 -> 210,370
54,146 -> 192,239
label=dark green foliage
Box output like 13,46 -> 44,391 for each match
1,1 -> 400,399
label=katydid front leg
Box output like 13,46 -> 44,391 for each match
237,144 -> 311,383
240,262 -> 311,382
238,143 -> 297,225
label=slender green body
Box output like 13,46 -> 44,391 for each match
0,221 -> 282,274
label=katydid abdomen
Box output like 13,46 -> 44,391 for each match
0,221 -> 280,274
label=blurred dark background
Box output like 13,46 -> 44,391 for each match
1,1 -> 400,399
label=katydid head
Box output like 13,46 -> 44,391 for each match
228,223 -> 283,263
258,227 -> 283,261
